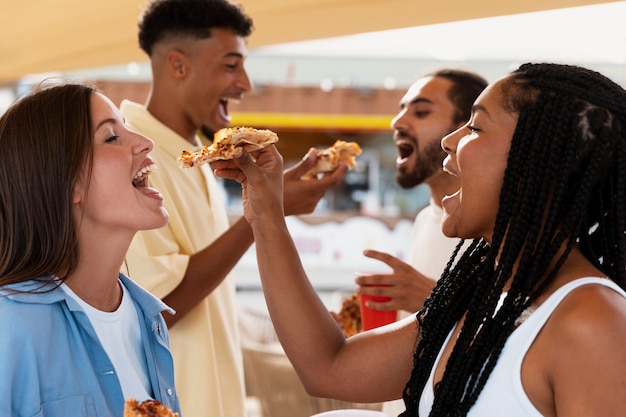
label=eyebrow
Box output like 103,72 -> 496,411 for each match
94,117 -> 117,132
224,52 -> 245,59
401,97 -> 434,110
471,103 -> 491,119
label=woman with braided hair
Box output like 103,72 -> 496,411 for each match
211,62 -> 626,417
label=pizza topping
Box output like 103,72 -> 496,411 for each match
178,126 -> 279,168
124,398 -> 178,417
330,293 -> 362,337
301,140 -> 362,180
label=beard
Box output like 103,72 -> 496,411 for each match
396,138 -> 448,189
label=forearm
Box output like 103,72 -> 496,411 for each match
255,221 -> 416,401
209,147 -> 414,402
162,216 -> 254,327
251,216 -> 347,391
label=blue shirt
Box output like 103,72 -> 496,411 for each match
0,274 -> 181,417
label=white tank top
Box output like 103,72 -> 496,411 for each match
418,277 -> 626,416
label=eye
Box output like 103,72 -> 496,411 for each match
414,110 -> 430,118
105,135 -> 120,143
467,125 -> 480,133
225,61 -> 239,70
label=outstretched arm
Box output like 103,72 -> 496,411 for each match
211,147 -> 418,403
162,149 -> 345,327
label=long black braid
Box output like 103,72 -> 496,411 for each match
399,63 -> 626,416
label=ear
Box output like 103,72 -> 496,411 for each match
72,189 -> 83,205
167,49 -> 188,79
72,178 -> 85,205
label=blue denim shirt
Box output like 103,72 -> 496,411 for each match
0,274 -> 181,417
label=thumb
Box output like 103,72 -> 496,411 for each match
232,149 -> 257,173
285,148 -> 317,178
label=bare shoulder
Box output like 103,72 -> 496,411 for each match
552,281 -> 626,335
538,280 -> 626,416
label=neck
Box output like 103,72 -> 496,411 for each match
146,87 -> 197,145
67,226 -> 132,311
64,269 -> 122,312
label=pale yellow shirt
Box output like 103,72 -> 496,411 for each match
120,100 -> 245,417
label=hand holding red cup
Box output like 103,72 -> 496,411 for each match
358,284 -> 397,330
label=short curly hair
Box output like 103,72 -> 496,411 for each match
138,0 -> 254,56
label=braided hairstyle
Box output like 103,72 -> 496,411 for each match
400,63 -> 626,416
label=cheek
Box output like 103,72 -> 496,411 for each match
458,160 -> 503,225
90,152 -> 129,191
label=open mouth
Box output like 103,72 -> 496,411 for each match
396,139 -> 415,163
132,163 -> 156,188
219,98 -> 237,123
442,156 -> 459,177
219,99 -> 228,116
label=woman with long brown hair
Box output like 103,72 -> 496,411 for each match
0,83 -> 180,416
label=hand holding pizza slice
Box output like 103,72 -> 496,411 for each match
301,140 -> 362,180
178,126 -> 279,168
178,128 -> 362,182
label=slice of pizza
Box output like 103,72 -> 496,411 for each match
301,140 -> 362,180
330,293 -> 362,337
124,398 -> 179,417
178,126 -> 279,168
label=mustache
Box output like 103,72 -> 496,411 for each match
394,130 -> 413,141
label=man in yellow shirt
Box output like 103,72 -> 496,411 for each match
121,1 -> 346,416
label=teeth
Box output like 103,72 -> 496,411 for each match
222,97 -> 241,105
133,163 -> 156,182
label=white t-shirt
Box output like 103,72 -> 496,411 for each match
61,281 -> 152,401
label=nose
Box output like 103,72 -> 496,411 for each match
390,108 -> 407,130
441,126 -> 461,155
237,67 -> 252,93
134,132 -> 154,154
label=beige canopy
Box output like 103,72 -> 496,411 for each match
0,0 -> 619,83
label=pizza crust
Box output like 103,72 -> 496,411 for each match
178,126 -> 279,168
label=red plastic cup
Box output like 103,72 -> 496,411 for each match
359,285 -> 397,330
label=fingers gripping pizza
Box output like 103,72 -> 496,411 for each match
301,140 -> 362,180
177,128 -> 361,180
178,126 -> 279,168
124,398 -> 179,417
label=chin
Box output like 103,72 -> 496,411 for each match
143,211 -> 169,230
441,228 -> 460,239
441,215 -> 463,239
396,173 -> 419,189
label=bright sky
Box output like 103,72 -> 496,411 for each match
254,1 -> 626,64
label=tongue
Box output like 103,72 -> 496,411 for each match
219,100 -> 232,123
